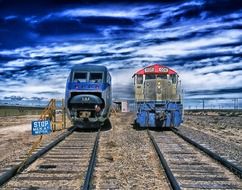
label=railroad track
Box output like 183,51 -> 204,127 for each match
0,127 -> 100,189
148,129 -> 242,190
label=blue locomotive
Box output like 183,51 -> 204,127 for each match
65,65 -> 111,127
133,64 -> 183,128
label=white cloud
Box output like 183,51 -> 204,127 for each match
58,4 -> 156,19
136,29 -> 241,57
195,62 -> 242,74
4,59 -> 33,67
180,69 -> 242,92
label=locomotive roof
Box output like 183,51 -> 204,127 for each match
71,65 -> 108,72
133,64 -> 177,76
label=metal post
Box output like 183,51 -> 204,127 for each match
62,99 -> 66,129
52,99 -> 57,131
232,98 -> 239,110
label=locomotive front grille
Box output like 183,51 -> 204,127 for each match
79,111 -> 91,118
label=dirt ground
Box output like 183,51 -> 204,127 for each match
94,112 -> 170,189
184,113 -> 242,146
0,111 -> 241,188
181,112 -> 242,166
0,115 -> 67,171
0,113 -> 170,189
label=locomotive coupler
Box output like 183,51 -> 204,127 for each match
155,111 -> 166,121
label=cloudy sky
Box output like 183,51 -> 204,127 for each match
0,0 -> 241,102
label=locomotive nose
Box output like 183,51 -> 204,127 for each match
68,94 -> 103,110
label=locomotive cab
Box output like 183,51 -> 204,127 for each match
69,71 -> 105,118
133,65 -> 181,102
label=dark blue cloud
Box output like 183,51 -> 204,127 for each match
80,16 -> 135,26
202,0 -> 242,16
36,18 -> 96,35
0,54 -> 22,63
0,16 -> 36,48
188,87 -> 242,96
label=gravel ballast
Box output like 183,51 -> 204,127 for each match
93,112 -> 170,189
181,113 -> 242,167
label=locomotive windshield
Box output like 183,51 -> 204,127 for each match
145,74 -> 167,80
74,72 -> 87,82
73,72 -> 103,83
157,74 -> 167,79
90,73 -> 103,83
145,74 -> 156,80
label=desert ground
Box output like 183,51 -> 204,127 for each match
181,111 -> 242,166
0,115 -> 67,171
0,111 -> 241,188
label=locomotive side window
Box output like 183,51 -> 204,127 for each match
145,74 -> 156,80
137,75 -> 143,84
90,73 -> 103,83
74,72 -> 87,82
107,73 -> 111,84
171,74 -> 177,84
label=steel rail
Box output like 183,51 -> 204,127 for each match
147,130 -> 181,190
0,126 -> 77,187
82,128 -> 100,190
172,128 -> 242,179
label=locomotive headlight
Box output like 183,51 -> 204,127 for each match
95,105 -> 101,113
158,86 -> 161,89
158,82 -> 161,85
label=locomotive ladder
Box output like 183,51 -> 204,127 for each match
40,98 -> 67,131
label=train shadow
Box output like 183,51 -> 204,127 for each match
74,127 -> 99,133
132,122 -> 173,132
101,119 -> 112,131
73,119 -> 112,133
131,123 -> 146,131
148,128 -> 172,132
